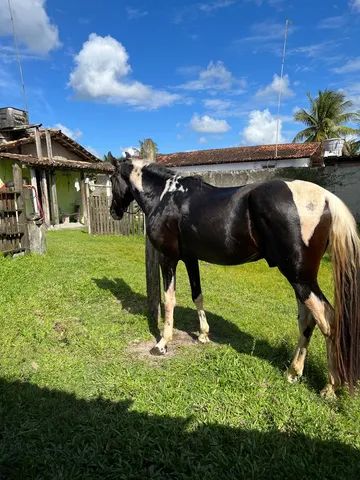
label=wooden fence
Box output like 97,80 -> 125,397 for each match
0,187 -> 29,255
88,186 -> 144,235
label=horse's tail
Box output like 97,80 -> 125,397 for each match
327,192 -> 360,390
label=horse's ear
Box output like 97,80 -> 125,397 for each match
124,151 -> 131,160
107,151 -> 119,167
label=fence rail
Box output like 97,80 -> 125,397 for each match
89,188 -> 144,236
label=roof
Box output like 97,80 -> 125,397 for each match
157,142 -> 322,168
0,128 -> 100,163
0,152 -> 114,174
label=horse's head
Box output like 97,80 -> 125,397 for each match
109,152 -> 135,220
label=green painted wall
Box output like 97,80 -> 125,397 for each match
0,159 -> 15,186
56,171 -> 81,216
0,159 -> 31,186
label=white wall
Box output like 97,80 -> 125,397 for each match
173,157 -> 310,174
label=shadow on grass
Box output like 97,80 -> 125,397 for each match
0,378 -> 359,479
93,277 -> 327,392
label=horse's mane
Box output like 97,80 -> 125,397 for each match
142,162 -> 214,190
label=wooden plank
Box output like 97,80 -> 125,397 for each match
49,172 -> 60,225
40,170 -> 50,225
45,129 -> 53,160
85,180 -> 91,234
12,163 -> 30,253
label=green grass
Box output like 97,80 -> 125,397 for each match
0,230 -> 359,479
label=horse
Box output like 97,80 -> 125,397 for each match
109,154 -> 360,397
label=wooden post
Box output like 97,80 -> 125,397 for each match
12,162 -> 29,252
45,129 -> 53,160
40,170 -> 51,226
85,177 -> 91,234
49,171 -> 59,225
143,139 -> 161,329
35,127 -> 50,225
34,127 -> 43,160
29,168 -> 39,216
80,172 -> 89,227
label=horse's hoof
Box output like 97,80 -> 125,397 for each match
286,369 -> 301,384
150,345 -> 167,356
320,384 -> 336,399
198,333 -> 210,344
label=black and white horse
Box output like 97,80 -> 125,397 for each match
109,155 -> 360,397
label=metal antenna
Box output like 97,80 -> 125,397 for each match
7,0 -> 29,117
275,19 -> 289,158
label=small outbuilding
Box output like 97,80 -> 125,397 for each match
0,107 -> 112,228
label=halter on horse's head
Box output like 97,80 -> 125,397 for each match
109,152 -> 135,220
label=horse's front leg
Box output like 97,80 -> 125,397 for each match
150,256 -> 178,356
184,257 -> 210,344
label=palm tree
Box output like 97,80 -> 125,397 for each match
344,139 -> 360,156
293,90 -> 358,143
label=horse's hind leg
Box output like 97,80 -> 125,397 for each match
150,256 -> 178,356
287,300 -> 316,383
184,258 -> 210,343
292,282 -> 340,397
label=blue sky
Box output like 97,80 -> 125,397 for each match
0,0 -> 360,157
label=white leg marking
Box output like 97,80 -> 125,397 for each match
194,294 -> 210,343
285,180 -> 326,246
287,302 -> 314,383
304,293 -> 330,336
154,276 -> 176,353
304,292 -> 340,395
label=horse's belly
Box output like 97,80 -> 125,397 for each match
180,232 -> 260,265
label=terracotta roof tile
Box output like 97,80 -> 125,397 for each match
0,128 -> 100,163
157,142 -> 322,168
0,152 -> 113,173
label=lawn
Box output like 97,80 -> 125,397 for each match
0,230 -> 359,479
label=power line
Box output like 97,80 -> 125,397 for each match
7,0 -> 29,118
275,19 -> 289,158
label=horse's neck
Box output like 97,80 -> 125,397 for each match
131,168 -> 170,216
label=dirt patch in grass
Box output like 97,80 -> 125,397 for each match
128,329 -> 200,361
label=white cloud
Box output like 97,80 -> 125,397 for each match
69,33 -> 179,110
198,136 -> 207,144
318,16 -> 346,29
341,83 -> 360,108
190,114 -> 230,133
126,7 -> 148,19
179,61 -> 245,92
256,74 -> 294,99
121,146 -> 140,157
198,0 -> 237,13
53,123 -> 82,140
242,109 -> 284,145
333,57 -> 360,74
203,98 -> 232,112
349,0 -> 360,12
0,0 -> 60,54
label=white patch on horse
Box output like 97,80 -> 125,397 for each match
285,180 -> 326,246
160,176 -> 187,201
130,166 -> 144,192
194,294 -> 210,343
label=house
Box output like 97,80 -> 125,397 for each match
0,107 -> 112,227
157,142 -> 323,173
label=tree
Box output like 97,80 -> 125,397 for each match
139,139 -> 158,161
344,139 -> 360,156
293,90 -> 358,143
